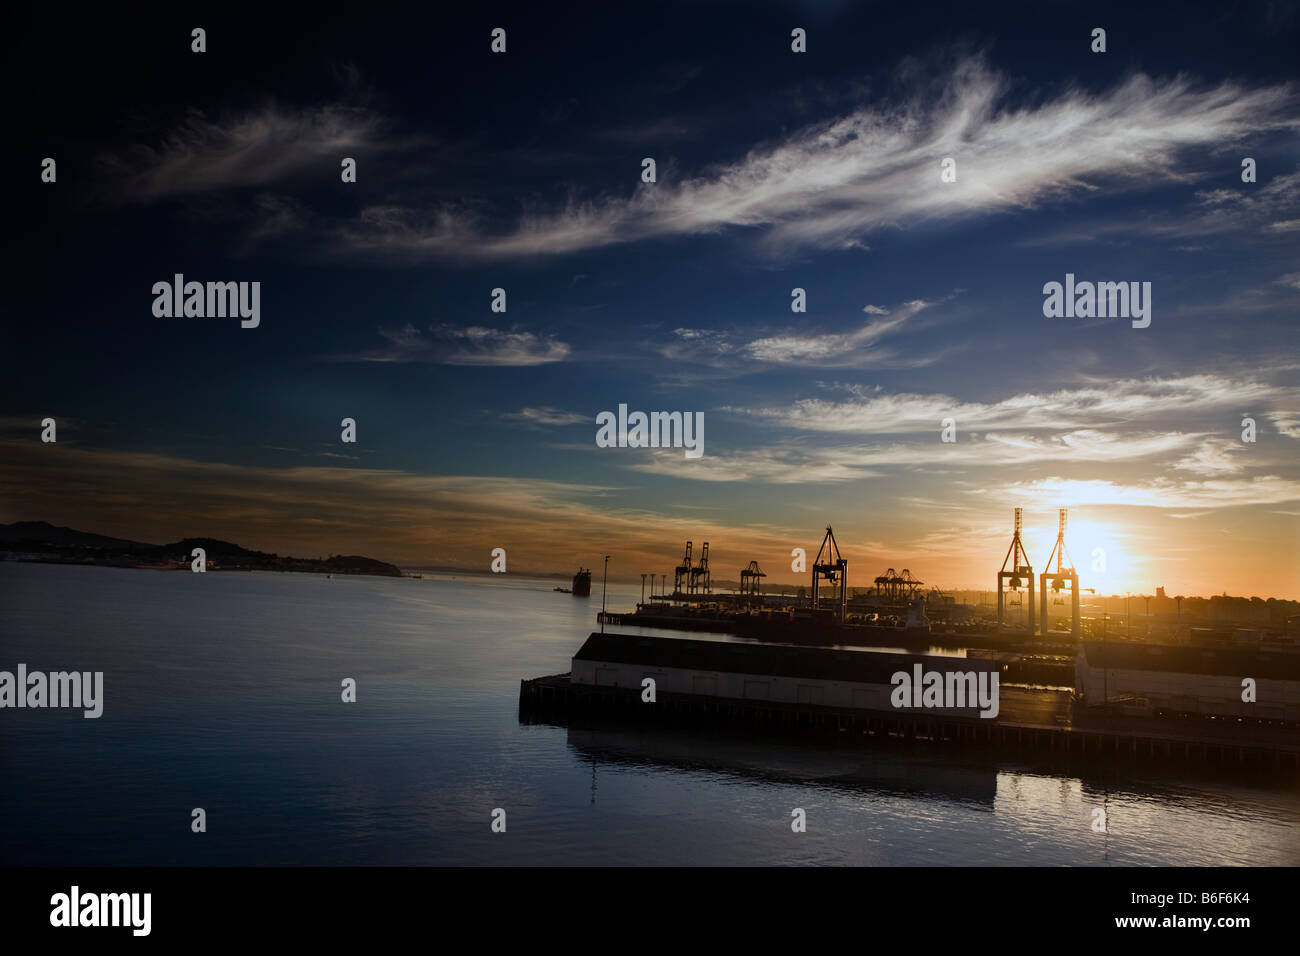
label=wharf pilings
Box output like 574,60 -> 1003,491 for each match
519,673 -> 1300,771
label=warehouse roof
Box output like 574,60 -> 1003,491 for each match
1082,642 -> 1300,680
573,632 -> 997,684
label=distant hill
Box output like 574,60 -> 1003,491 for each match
0,521 -> 154,549
0,522 -> 403,577
324,554 -> 404,574
159,537 -> 274,560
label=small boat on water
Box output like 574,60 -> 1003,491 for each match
571,568 -> 592,597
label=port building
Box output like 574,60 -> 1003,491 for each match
571,633 -> 1000,717
1076,642 -> 1300,721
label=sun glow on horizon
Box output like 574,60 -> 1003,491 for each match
1013,516 -> 1138,596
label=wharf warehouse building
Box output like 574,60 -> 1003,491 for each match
1076,642 -> 1300,721
571,633 -> 1001,718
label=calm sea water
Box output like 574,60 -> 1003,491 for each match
1,562 -> 1296,866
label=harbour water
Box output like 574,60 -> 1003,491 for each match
1,562 -> 1296,866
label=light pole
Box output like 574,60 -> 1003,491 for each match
1103,607 -> 1108,715
640,573 -> 647,605
1082,588 -> 1104,713
600,555 -> 610,633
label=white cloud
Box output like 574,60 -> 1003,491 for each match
102,102 -> 392,202
333,57 -> 1300,261
343,323 -> 571,366
659,299 -> 940,370
1026,169 -> 1300,247
742,300 -> 926,366
0,440 -> 802,570
1268,411 -> 1300,439
729,374 -> 1293,435
625,429 -> 1203,484
506,407 -> 587,426
1172,438 -> 1246,476
626,445 -> 881,484
987,475 -> 1300,510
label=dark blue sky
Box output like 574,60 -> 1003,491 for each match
4,1 -> 1299,595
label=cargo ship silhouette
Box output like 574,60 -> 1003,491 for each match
571,568 -> 592,597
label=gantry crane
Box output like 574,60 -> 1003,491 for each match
1038,508 -> 1080,639
689,541 -> 711,595
673,541 -> 693,597
811,526 -> 848,622
739,560 -> 766,604
872,568 -> 924,604
997,508 -> 1035,633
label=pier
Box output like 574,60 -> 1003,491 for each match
520,673 -> 1300,771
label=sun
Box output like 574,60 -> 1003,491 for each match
1017,515 -> 1132,595
1060,517 -> 1130,594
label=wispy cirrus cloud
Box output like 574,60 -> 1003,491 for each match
505,407 -> 587,426
332,56 -> 1300,261
100,101 -> 395,203
1172,438 -> 1247,476
342,323 -> 571,366
625,429 -> 1204,484
625,445 -> 883,484
1024,169 -> 1300,247
660,299 -> 943,370
0,440 -> 798,573
742,300 -> 929,366
727,374 -> 1294,435
987,475 -> 1300,510
1269,411 -> 1300,439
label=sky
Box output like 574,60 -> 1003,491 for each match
3,1 -> 1299,598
